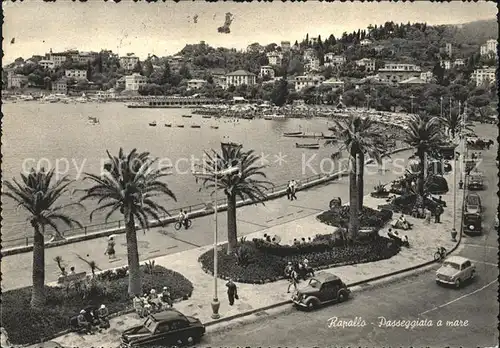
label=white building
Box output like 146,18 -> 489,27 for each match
7,71 -> 28,88
440,60 -> 452,70
294,75 -> 325,91
420,71 -> 434,83
378,63 -> 421,84
260,66 -> 275,79
225,70 -> 256,88
445,43 -> 453,57
480,39 -> 497,56
355,58 -> 376,72
125,73 -> 147,91
187,79 -> 207,90
48,51 -> 67,67
321,78 -> 344,91
267,52 -> 282,66
120,55 -> 140,71
360,39 -> 372,46
39,60 -> 56,70
65,69 -> 87,79
472,67 -> 496,85
324,53 -> 346,68
303,48 -> 317,61
454,58 -> 465,67
76,52 -> 98,64
305,57 -> 320,72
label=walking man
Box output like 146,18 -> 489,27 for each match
226,279 -> 238,306
287,269 -> 299,293
435,204 -> 443,223
290,180 -> 297,201
286,181 -> 291,200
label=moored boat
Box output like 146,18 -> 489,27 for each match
296,143 -> 320,149
210,125 -> 219,129
283,131 -> 303,136
165,124 -> 172,127
177,125 -> 185,128
191,125 -> 201,128
202,115 -> 212,119
182,114 -> 192,118
149,121 -> 157,126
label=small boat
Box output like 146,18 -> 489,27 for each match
191,125 -> 201,128
296,143 -> 320,149
149,121 -> 157,127
210,125 -> 219,129
322,135 -> 337,140
283,131 -> 303,136
182,114 -> 192,118
165,124 -> 172,127
177,125 -> 185,128
202,115 -> 212,119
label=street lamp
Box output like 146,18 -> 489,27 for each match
440,96 -> 443,118
410,95 -> 415,114
192,166 -> 240,319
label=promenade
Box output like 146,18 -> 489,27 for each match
2,149 -> 413,290
46,146 -> 463,348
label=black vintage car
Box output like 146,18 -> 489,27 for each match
463,213 -> 482,235
120,310 -> 205,348
292,272 -> 350,310
467,173 -> 484,190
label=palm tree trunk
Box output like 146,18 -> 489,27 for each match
348,150 -> 360,241
418,149 -> 425,196
125,215 -> 142,296
226,194 -> 238,255
31,223 -> 46,308
357,152 -> 364,211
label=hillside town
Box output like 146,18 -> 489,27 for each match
3,22 -> 498,121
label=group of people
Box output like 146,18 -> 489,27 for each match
133,287 -> 173,317
387,228 -> 410,248
293,237 -> 312,245
263,233 -> 282,244
391,214 -> 413,231
284,259 -> 314,293
286,180 -> 298,200
70,304 -> 109,334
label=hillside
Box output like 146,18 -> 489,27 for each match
445,19 -> 498,45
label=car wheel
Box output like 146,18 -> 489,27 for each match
185,336 -> 195,346
470,270 -> 475,279
454,278 -> 461,288
306,299 -> 318,310
338,291 -> 348,302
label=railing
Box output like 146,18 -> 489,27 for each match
2,172 -> 328,248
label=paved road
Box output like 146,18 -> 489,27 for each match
2,150 -> 413,290
199,123 -> 499,348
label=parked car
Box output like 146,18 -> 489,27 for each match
292,272 -> 350,310
120,309 -> 205,348
467,173 -> 484,190
436,256 -> 475,288
463,213 -> 482,235
465,192 -> 482,214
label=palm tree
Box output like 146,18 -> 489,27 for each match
194,142 -> 272,254
403,115 -> 443,195
327,115 -> 385,239
79,148 -> 176,296
3,168 -> 82,308
439,109 -> 474,140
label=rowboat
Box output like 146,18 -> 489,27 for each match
210,126 -> 219,129
283,131 -> 303,136
202,115 -> 212,118
177,125 -> 185,128
165,124 -> 172,127
149,121 -> 157,127
296,143 -> 320,149
182,114 -> 192,118
191,125 -> 201,128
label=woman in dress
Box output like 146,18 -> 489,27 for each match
105,236 -> 116,259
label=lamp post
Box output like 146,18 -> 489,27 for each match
440,96 -> 443,118
193,166 -> 240,319
410,95 -> 415,114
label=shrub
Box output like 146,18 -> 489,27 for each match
199,236 -> 400,284
426,175 -> 448,194
316,206 -> 393,229
1,265 -> 193,345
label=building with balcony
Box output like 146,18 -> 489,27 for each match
480,39 -> 497,56
324,53 -> 346,68
65,69 -> 87,79
267,52 -> 282,66
39,60 -> 56,70
454,58 -> 465,67
294,75 -> 325,91
420,71 -> 434,83
260,65 -> 275,79
440,60 -> 451,70
52,78 -> 68,94
125,73 -> 147,91
355,58 -> 376,72
471,67 -> 496,85
225,70 -> 256,88
187,79 -> 207,90
6,71 -> 28,88
321,78 -> 344,92
48,50 -> 68,67
377,63 -> 421,84
120,55 -> 140,71
305,57 -> 320,72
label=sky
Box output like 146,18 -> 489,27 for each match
2,0 -> 497,64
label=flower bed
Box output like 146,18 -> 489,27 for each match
316,206 -> 393,229
198,236 -> 400,284
1,265 -> 193,345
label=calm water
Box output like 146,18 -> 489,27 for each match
1,102 -> 343,242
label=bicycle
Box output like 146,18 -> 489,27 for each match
174,218 -> 192,230
433,247 -> 447,261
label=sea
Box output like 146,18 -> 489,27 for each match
1,102 -> 348,245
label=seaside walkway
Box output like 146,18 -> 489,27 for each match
2,149 -> 415,291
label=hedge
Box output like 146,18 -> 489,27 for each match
316,206 -> 393,229
1,265 -> 193,345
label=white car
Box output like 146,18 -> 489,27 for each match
436,256 -> 475,288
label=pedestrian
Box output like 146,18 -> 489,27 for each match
424,208 -> 432,224
287,269 -> 298,293
226,279 -> 238,306
435,204 -> 443,223
105,236 -> 116,259
286,181 -> 291,200
69,266 -> 76,275
290,180 -> 297,201
161,286 -> 173,308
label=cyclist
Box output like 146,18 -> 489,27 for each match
437,246 -> 447,259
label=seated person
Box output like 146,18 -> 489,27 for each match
272,235 -> 281,244
392,215 -> 412,230
76,310 -> 92,334
83,305 -> 99,325
293,238 -> 300,246
97,305 -> 110,329
263,233 -> 272,243
402,235 -> 409,247
161,286 -> 173,307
